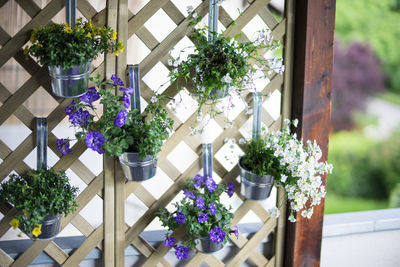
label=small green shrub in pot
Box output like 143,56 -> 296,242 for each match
0,168 -> 78,238
238,119 -> 333,222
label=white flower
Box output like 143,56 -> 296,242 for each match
267,207 -> 280,219
150,96 -> 157,103
238,138 -> 246,145
223,74 -> 232,83
186,5 -> 194,14
167,58 -> 173,66
224,121 -> 233,129
288,214 -> 296,222
196,112 -> 203,122
284,118 -> 291,125
280,174 -> 288,183
293,118 -> 299,127
246,108 -> 253,115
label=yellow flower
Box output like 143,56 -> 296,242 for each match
66,27 -> 73,34
23,46 -> 29,55
32,224 -> 42,237
115,50 -> 120,57
10,218 -> 19,229
22,209 -> 30,216
30,29 -> 37,44
37,43 -> 43,47
64,21 -> 69,28
85,32 -> 92,38
112,32 -> 117,40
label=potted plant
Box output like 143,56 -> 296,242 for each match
157,175 -> 238,259
0,168 -> 78,240
168,12 -> 284,132
56,74 -> 174,181
24,18 -> 124,98
237,119 -> 333,221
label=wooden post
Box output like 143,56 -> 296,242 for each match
284,0 -> 335,267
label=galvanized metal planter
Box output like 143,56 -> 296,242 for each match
207,87 -> 228,100
238,157 -> 275,200
27,214 -> 62,241
119,152 -> 157,182
48,61 -> 91,98
196,236 -> 224,254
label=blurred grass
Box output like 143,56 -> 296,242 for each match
376,92 -> 400,106
324,192 -> 389,214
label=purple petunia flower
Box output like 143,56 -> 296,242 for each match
230,225 -> 239,240
164,237 -> 176,247
183,189 -> 195,200
174,212 -> 185,225
198,213 -> 208,223
80,87 -> 100,104
65,100 -> 76,115
85,131 -> 106,154
227,182 -> 235,197
174,245 -> 189,260
119,87 -> 134,95
56,138 -> 71,155
209,226 -> 226,243
122,93 -> 130,108
205,176 -> 217,193
209,202 -> 216,216
69,108 -> 90,127
111,74 -> 124,86
196,196 -> 205,209
192,174 -> 204,187
114,110 -> 128,127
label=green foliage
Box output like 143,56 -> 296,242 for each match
157,178 -> 234,249
168,12 -> 282,128
0,168 -> 78,235
24,18 -> 124,69
389,183 -> 400,208
335,0 -> 400,92
324,193 -> 388,214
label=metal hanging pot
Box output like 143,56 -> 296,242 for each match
48,61 -> 91,98
238,157 -> 275,200
119,152 -> 158,182
27,214 -> 62,240
207,86 -> 229,100
196,236 -> 224,254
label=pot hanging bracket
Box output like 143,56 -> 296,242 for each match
36,117 -> 48,170
65,0 -> 76,27
127,64 -> 141,113
252,92 -> 263,139
208,0 -> 219,43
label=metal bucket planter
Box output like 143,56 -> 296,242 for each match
119,152 -> 157,182
196,237 -> 224,254
48,61 -> 91,98
207,86 -> 228,100
27,214 -> 62,241
238,157 -> 275,200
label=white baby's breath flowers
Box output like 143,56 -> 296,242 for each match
267,207 -> 280,219
150,96 -> 157,103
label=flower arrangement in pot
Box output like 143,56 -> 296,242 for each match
24,18 -> 124,98
237,119 -> 333,222
56,74 -> 174,181
0,168 -> 78,240
157,175 -> 238,259
168,11 -> 284,132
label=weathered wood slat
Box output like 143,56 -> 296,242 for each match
44,242 -> 69,265
0,249 -> 13,267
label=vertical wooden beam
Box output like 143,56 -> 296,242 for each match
284,0 -> 335,267
104,0 -> 118,266
115,0 -> 128,266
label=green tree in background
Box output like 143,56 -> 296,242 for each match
335,0 -> 400,92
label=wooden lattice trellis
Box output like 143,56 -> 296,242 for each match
0,0 -> 294,266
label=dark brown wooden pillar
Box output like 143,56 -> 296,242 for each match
284,0 -> 336,267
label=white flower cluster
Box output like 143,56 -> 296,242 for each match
266,119 -> 333,221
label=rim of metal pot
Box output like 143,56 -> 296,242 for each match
119,152 -> 157,167
238,156 -> 275,185
27,214 -> 62,241
48,62 -> 91,80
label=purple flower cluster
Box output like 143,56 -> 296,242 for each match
227,182 -> 235,197
69,108 -> 90,127
184,189 -> 195,200
198,213 -> 208,223
65,100 -> 76,115
56,139 -> 71,155
196,196 -> 205,209
174,212 -> 185,225
209,202 -> 216,216
231,225 -> 239,240
114,110 -> 127,128
86,131 -> 106,154
111,74 -> 124,86
192,174 -> 204,187
205,176 -> 217,193
174,245 -> 189,260
163,237 -> 176,247
209,226 -> 225,243
122,93 -> 130,108
80,87 -> 100,104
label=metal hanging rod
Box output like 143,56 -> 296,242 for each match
208,0 -> 219,43
202,144 -> 213,178
36,118 -> 48,170
127,64 -> 141,113
252,92 -> 263,139
66,0 -> 76,27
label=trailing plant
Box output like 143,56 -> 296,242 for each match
24,18 -> 124,69
168,9 -> 284,132
157,175 -> 238,260
56,74 -> 174,159
238,119 -> 333,222
0,168 -> 78,237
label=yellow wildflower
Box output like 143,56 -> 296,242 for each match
37,43 -> 43,47
23,46 -> 29,55
64,21 -> 69,28
85,32 -> 92,38
22,209 -> 30,216
115,50 -> 120,57
30,29 -> 37,44
32,224 -> 42,237
65,27 -> 73,34
10,218 -> 19,229
112,32 -> 117,40
88,19 -> 93,29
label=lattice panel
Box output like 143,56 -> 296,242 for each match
0,0 -> 292,266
